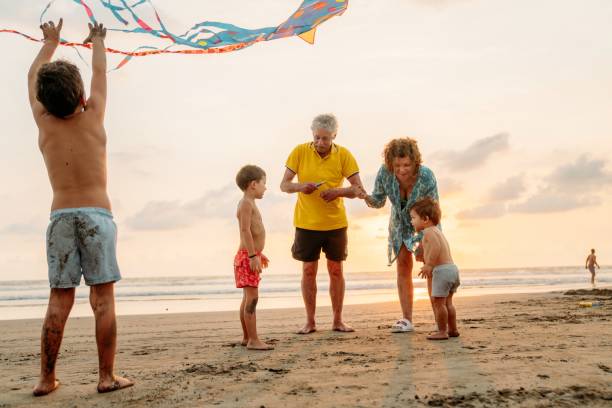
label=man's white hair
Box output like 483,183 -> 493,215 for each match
311,113 -> 338,134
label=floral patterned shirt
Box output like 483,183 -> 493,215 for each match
367,164 -> 439,265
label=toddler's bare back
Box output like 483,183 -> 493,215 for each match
424,226 -> 454,267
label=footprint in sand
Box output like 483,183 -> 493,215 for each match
537,374 -> 550,379
266,367 -> 289,375
597,364 -> 612,373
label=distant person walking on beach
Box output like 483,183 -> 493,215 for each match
28,20 -> 133,395
411,198 -> 460,340
280,114 -> 366,334
234,165 -> 274,350
585,249 -> 601,286
363,138 -> 439,333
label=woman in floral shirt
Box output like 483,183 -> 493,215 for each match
365,138 -> 439,333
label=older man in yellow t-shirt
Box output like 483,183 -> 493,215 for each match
280,114 -> 365,334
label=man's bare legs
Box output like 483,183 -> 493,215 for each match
446,293 -> 459,337
397,246 -> 414,322
90,283 -> 133,393
33,288 -> 75,396
428,297 -> 449,340
242,287 -> 274,350
297,261 -> 318,334
297,259 -> 353,333
239,291 -> 248,346
328,259 -> 353,332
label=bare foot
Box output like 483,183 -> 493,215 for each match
97,375 -> 134,394
449,331 -> 460,337
332,322 -> 355,333
33,379 -> 60,397
296,323 -> 317,335
241,338 -> 248,346
427,332 -> 449,340
246,340 -> 274,350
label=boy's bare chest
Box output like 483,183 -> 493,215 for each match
251,209 -> 264,228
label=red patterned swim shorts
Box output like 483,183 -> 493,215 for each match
234,249 -> 269,288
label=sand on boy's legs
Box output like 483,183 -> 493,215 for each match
242,287 -> 273,351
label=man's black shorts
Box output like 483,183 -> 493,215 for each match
291,227 -> 348,262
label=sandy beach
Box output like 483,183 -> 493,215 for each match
1,289 -> 611,407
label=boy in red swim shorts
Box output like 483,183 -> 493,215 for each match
234,165 -> 274,350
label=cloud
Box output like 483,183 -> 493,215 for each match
509,190 -> 601,214
109,146 -> 168,177
125,200 -> 194,230
126,184 -> 240,231
456,202 -> 506,220
455,155 -> 612,217
488,174 -> 526,201
126,184 -> 294,232
183,184 -> 240,219
432,133 -> 510,172
545,155 -> 612,193
438,177 -> 463,196
509,155 -> 612,214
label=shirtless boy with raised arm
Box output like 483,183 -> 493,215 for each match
234,165 -> 274,350
410,197 -> 460,341
29,20 -> 133,396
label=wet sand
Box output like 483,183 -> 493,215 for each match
1,289 -> 611,407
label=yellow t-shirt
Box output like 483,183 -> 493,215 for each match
285,142 -> 359,231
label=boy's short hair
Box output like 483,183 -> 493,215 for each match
36,60 -> 85,118
410,197 -> 441,225
236,165 -> 266,191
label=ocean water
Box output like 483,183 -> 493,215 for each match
0,266 -> 610,320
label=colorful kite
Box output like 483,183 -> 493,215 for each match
1,0 -> 349,69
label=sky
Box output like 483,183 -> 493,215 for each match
0,0 -> 611,280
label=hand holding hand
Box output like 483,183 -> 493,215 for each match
83,22 -> 107,43
40,19 -> 63,44
356,185 -> 368,200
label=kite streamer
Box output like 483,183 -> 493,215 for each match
0,0 -> 348,69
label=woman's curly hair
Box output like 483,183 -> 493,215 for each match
383,138 -> 422,176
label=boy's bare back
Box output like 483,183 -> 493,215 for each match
37,109 -> 110,211
237,198 -> 266,253
28,20 -> 110,211
423,226 -> 454,267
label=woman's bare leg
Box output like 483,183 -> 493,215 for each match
396,245 -> 414,322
